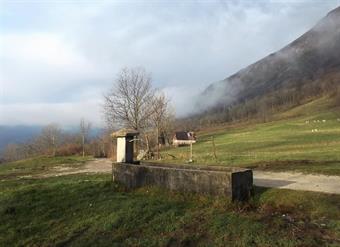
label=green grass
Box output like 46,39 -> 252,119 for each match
0,156 -> 339,246
1,173 -> 339,246
0,155 -> 91,180
160,97 -> 340,175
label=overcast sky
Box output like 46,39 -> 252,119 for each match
0,0 -> 339,127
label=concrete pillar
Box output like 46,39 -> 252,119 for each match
116,137 -> 126,162
112,129 -> 139,163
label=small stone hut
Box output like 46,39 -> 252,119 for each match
172,131 -> 196,146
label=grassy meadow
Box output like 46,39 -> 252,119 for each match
1,97 -> 340,246
0,156 -> 340,246
160,97 -> 340,175
0,155 -> 91,179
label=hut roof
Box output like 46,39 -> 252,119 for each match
174,131 -> 195,140
111,128 -> 139,138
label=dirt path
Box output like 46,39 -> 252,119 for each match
253,170 -> 340,194
80,158 -> 113,173
41,158 -> 113,178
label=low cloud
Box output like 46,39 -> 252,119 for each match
0,100 -> 103,127
0,0 -> 339,126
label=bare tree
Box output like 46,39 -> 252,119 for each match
162,109 -> 176,145
39,123 -> 61,156
151,92 -> 170,159
2,143 -> 19,162
103,67 -> 155,131
80,118 -> 91,157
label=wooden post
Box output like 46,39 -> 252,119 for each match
111,138 -> 115,161
189,142 -> 193,163
82,135 -> 85,157
145,134 -> 150,159
102,141 -> 105,157
52,135 -> 56,157
212,136 -> 217,160
157,128 -> 160,160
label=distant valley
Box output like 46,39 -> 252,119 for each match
0,126 -> 42,151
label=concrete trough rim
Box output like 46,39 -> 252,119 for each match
115,162 -> 251,174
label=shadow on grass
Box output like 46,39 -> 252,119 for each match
246,159 -> 340,176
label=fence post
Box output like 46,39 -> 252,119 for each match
212,136 -> 217,160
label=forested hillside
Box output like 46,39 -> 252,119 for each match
195,7 -> 340,126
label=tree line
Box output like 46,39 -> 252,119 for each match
186,71 -> 340,129
0,120 -> 113,162
1,67 -> 175,163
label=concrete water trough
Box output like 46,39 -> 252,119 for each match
111,128 -> 253,201
112,162 -> 253,201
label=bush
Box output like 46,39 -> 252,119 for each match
56,143 -> 82,156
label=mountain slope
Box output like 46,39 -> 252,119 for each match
198,6 -> 340,111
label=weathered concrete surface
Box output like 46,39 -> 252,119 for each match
113,163 -> 253,201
